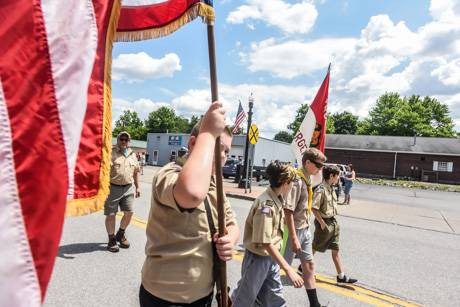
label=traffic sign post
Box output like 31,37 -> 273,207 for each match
248,123 -> 259,145
239,95 -> 254,190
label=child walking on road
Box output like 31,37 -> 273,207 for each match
232,162 -> 304,307
312,165 -> 358,285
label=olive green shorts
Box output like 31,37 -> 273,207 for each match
104,184 -> 134,215
313,217 -> 340,252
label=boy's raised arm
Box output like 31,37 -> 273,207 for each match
174,101 -> 225,209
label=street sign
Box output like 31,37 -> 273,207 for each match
248,123 -> 259,145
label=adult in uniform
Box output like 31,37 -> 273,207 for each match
283,148 -> 327,307
139,101 -> 240,307
312,165 -> 357,285
104,131 -> 140,252
232,162 -> 303,307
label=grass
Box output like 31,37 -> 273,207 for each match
356,178 -> 460,192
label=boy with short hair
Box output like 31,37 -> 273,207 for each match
139,101 -> 240,307
232,162 -> 304,307
284,148 -> 327,307
312,165 -> 358,285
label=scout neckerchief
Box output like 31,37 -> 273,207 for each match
296,168 -> 313,214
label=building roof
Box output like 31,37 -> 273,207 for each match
111,137 -> 147,149
325,134 -> 460,155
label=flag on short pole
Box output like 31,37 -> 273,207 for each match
291,64 -> 331,185
232,101 -> 247,134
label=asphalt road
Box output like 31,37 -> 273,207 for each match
44,168 -> 460,307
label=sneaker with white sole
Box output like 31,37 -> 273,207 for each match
337,275 -> 357,285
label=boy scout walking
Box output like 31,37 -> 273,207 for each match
140,101 -> 240,307
283,148 -> 327,307
312,165 -> 358,285
104,131 -> 140,252
232,162 -> 303,307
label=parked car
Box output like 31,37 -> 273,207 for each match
223,159 -> 242,179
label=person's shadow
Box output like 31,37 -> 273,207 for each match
58,242 -> 107,259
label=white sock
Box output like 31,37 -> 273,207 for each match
338,272 -> 345,279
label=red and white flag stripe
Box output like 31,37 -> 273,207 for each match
0,0 -> 117,305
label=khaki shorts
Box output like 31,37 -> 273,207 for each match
284,227 -> 314,263
104,184 -> 134,215
313,217 -> 340,252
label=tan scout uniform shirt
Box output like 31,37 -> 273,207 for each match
110,147 -> 139,185
142,162 -> 237,303
312,182 -> 338,219
284,168 -> 311,229
243,187 -> 285,257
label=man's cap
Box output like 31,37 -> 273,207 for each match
117,131 -> 131,140
179,146 -> 188,152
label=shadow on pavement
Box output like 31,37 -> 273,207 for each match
58,242 -> 107,259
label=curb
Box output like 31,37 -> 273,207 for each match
225,192 -> 256,201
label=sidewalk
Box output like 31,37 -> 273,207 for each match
223,179 -> 459,235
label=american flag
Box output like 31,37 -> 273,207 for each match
0,1 -> 213,306
232,101 -> 247,134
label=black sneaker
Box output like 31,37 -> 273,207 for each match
337,275 -> 357,285
107,236 -> 119,253
115,229 -> 130,249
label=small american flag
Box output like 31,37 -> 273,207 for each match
232,101 -> 247,134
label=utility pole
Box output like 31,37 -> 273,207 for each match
239,94 -> 254,189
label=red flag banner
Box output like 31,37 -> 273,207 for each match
116,0 -> 214,42
291,65 -> 330,176
0,0 -> 120,304
308,66 -> 330,152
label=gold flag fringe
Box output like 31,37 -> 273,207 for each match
66,0 -> 121,217
115,2 -> 215,42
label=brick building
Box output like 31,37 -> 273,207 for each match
325,135 -> 460,184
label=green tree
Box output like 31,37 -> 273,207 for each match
274,131 -> 293,143
287,104 -> 335,134
113,110 -> 147,140
188,115 -> 200,133
330,111 -> 358,134
175,116 -> 189,133
287,103 -> 309,135
145,107 -> 179,133
357,93 -> 456,137
326,115 -> 335,134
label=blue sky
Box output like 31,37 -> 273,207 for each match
113,0 -> 460,137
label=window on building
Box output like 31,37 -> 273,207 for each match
433,161 -> 453,172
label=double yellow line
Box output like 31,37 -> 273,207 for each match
121,213 -> 420,307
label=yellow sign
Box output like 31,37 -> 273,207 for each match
248,124 -> 259,145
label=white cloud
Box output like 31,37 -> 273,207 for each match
112,52 -> 181,82
112,97 -> 169,125
240,1 -> 460,129
429,0 -> 460,22
170,83 -> 317,137
116,82 -> 319,138
241,37 -> 356,79
227,0 -> 318,34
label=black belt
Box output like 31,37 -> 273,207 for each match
110,183 -> 131,187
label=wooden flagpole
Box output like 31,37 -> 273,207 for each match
206,23 -> 228,307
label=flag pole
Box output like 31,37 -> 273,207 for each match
206,23 -> 228,307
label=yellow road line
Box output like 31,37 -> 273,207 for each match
125,214 -> 420,307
